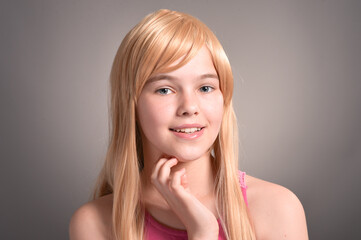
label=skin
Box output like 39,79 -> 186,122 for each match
137,46 -> 223,239
69,46 -> 309,240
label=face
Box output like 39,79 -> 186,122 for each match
136,46 -> 224,162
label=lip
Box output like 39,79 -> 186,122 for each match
169,124 -> 205,140
170,124 -> 205,130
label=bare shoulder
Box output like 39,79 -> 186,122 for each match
245,175 -> 308,240
69,194 -> 113,240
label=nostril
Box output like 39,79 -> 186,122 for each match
181,111 -> 198,116
177,100 -> 199,116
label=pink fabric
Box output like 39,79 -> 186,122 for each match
238,171 -> 248,206
144,170 -> 248,239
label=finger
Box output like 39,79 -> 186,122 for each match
170,168 -> 186,193
181,173 -> 188,186
150,158 -> 168,184
181,173 -> 190,192
157,158 -> 178,184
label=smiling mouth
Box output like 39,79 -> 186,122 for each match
169,127 -> 204,134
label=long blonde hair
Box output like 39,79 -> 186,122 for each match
93,9 -> 255,239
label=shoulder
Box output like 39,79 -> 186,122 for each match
69,194 -> 113,240
245,175 -> 308,240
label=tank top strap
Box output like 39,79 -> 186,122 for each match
238,170 -> 249,206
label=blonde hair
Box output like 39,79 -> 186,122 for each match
93,9 -> 255,239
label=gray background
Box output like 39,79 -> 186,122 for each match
1,0 -> 360,239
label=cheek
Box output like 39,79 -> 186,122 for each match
202,92 -> 224,125
137,96 -> 174,135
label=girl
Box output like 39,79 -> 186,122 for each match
70,9 -> 308,240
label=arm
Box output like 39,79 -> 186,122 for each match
69,195 -> 112,240
265,188 -> 308,240
247,176 -> 308,240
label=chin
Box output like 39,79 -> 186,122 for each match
174,156 -> 199,162
168,150 -> 208,162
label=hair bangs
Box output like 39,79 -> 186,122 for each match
135,10 -> 210,98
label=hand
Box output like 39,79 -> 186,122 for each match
150,158 -> 219,240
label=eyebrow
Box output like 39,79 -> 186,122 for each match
146,73 -> 219,84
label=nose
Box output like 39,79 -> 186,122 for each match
176,91 -> 199,116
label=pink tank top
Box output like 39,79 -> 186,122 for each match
144,170 -> 248,240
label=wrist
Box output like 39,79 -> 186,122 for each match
188,225 -> 219,240
189,235 -> 218,240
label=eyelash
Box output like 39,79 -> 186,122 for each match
155,86 -> 215,95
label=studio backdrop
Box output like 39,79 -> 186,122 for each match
1,0 -> 360,239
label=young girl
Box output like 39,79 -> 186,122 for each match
70,9 -> 308,240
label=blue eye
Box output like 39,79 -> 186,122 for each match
200,86 -> 214,93
156,88 -> 172,95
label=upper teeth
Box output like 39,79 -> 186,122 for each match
173,128 -> 202,133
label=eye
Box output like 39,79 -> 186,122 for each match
156,88 -> 173,95
199,86 -> 214,93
